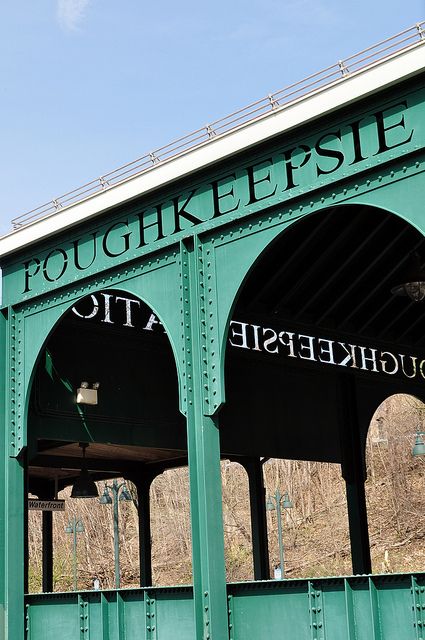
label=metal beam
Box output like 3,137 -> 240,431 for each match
29,416 -> 186,452
249,209 -> 335,309
348,236 -> 424,333
29,454 -> 187,475
317,223 -> 412,326
294,210 -> 387,319
280,210 -> 365,316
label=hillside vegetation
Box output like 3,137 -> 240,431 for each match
28,394 -> 425,592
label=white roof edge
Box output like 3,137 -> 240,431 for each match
0,43 -> 424,259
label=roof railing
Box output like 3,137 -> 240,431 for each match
10,21 -> 425,231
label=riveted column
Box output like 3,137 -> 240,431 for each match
5,455 -> 25,636
0,308 -> 25,638
180,238 -> 228,640
0,310 -> 6,636
241,458 -> 270,580
23,450 -> 29,596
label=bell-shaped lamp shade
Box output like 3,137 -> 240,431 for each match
71,467 -> 99,498
391,253 -> 425,302
393,282 -> 425,302
266,498 -> 275,511
99,486 -> 112,504
412,433 -> 425,456
119,485 -> 133,502
71,442 -> 99,498
282,491 -> 293,509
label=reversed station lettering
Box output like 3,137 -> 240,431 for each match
70,294 -> 425,384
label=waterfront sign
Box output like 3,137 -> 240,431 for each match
28,500 -> 65,512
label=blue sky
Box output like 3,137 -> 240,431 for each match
0,1 -> 424,236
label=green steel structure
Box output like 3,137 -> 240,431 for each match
0,24 -> 424,639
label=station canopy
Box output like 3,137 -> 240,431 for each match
28,203 -> 425,496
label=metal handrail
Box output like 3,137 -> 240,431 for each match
10,21 -> 425,231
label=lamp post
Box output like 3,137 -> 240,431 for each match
266,489 -> 293,579
99,479 -> 132,588
65,516 -> 84,590
391,252 -> 425,302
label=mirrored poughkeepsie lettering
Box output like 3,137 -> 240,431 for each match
71,293 -> 425,384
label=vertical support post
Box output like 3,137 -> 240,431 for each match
187,411 -> 228,638
41,482 -> 54,593
133,475 -> 153,587
23,452 -> 29,595
4,455 -> 25,638
181,239 -> 229,640
42,511 -> 53,592
0,310 -> 25,638
338,375 -> 372,575
0,313 -> 5,636
242,458 -> 269,580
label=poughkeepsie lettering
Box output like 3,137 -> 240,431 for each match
22,100 -> 414,294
